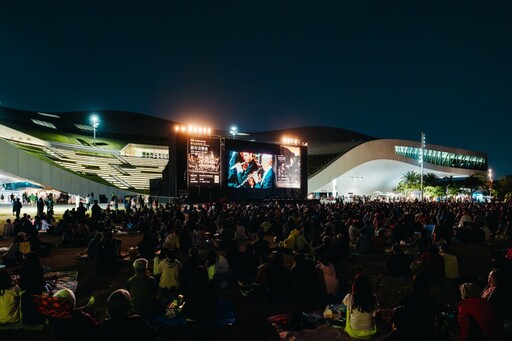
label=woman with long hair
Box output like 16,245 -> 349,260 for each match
342,273 -> 378,339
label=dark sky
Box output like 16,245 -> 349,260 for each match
1,1 -> 511,177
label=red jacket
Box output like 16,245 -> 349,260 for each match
458,297 -> 502,341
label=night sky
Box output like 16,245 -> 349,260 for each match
1,2 -> 511,177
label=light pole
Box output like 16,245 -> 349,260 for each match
230,126 -> 238,139
91,115 -> 99,146
488,168 -> 493,198
420,131 -> 426,201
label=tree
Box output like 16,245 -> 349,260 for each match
424,173 -> 439,187
463,173 -> 485,195
400,171 -> 420,189
494,176 -> 512,202
442,176 -> 460,197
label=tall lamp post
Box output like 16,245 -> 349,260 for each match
91,115 -> 99,146
420,131 -> 426,201
488,168 -> 493,198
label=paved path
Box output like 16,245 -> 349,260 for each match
0,203 -> 111,221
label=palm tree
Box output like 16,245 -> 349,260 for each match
424,173 -> 439,187
442,176 -> 459,197
400,171 -> 420,190
464,173 -> 485,195
494,176 -> 512,201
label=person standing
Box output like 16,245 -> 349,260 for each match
91,200 -> 102,222
36,197 -> 45,217
13,198 -> 22,219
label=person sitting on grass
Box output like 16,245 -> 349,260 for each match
290,253 -> 318,299
382,306 -> 414,341
154,249 -> 182,301
458,282 -> 502,341
127,258 -> 159,318
342,273 -> 378,339
1,232 -> 26,267
206,249 -> 232,289
316,254 -> 339,295
183,266 -> 218,325
181,247 -> 205,290
84,232 -> 103,259
252,230 -> 271,258
48,289 -> 98,341
266,252 -> 291,300
385,244 -> 411,277
399,274 -> 437,340
0,269 -> 21,324
99,289 -> 159,341
96,231 -> 119,275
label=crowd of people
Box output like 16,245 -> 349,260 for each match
1,198 -> 512,340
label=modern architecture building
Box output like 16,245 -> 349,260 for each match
0,107 -> 487,200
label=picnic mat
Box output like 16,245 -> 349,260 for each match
268,313 -> 346,341
268,309 -> 392,341
45,271 -> 79,293
12,271 -> 79,294
150,299 -> 236,327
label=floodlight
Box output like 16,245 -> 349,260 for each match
90,114 -> 100,146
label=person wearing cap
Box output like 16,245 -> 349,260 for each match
49,288 -> 97,341
126,258 -> 158,317
458,282 -> 502,340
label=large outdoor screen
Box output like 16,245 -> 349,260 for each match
226,145 -> 301,189
187,138 -> 220,185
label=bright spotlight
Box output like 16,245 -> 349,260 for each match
230,126 -> 238,139
90,114 -> 100,146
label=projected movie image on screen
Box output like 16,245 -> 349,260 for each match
227,151 -> 276,189
227,147 -> 301,189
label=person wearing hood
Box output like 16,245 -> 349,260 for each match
281,228 -> 299,250
154,249 -> 182,298
316,254 -> 339,295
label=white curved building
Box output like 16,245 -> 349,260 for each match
308,139 -> 487,196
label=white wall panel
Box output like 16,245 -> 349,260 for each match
0,140 -> 6,169
62,171 -> 72,192
17,151 -> 29,178
40,161 -> 51,184
51,168 -> 62,189
6,145 -> 17,174
29,155 -> 41,182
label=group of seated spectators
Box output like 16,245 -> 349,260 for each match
1,197 -> 512,340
